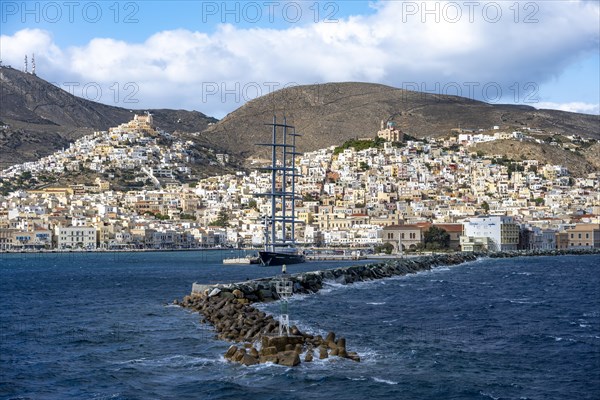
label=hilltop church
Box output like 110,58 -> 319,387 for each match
377,120 -> 404,142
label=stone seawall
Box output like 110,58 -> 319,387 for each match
191,252 -> 481,302
178,249 -> 599,367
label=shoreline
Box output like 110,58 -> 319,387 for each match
4,247 -> 599,257
0,247 -> 254,255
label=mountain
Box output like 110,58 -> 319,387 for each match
2,68 -> 598,171
0,66 -> 217,168
199,82 -> 599,162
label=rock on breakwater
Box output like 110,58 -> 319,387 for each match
178,289 -> 360,366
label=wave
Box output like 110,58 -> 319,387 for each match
479,391 -> 500,400
372,377 -> 398,385
366,302 -> 385,305
550,336 -> 577,343
346,376 -> 367,382
118,354 -> 223,368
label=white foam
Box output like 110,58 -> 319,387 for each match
119,354 -> 222,367
479,391 -> 500,400
366,302 -> 386,305
373,377 -> 398,385
347,376 -> 367,381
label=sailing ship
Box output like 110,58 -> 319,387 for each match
257,116 -> 306,266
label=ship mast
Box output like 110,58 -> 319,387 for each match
258,115 -> 302,251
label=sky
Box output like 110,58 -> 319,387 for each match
1,1 -> 599,119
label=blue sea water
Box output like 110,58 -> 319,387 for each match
0,251 -> 598,400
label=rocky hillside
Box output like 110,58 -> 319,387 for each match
199,82 -> 599,162
0,66 -> 217,168
473,140 -> 598,178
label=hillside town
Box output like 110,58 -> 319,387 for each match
1,115 -> 598,252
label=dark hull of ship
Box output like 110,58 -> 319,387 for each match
258,251 -> 306,266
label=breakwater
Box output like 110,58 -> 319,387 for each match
179,252 -> 478,367
179,249 -> 599,367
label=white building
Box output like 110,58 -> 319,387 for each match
55,226 -> 97,250
461,215 -> 520,251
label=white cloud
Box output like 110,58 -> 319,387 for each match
1,1 -> 598,118
537,102 -> 600,115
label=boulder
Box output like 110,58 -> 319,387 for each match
277,350 -> 301,367
319,346 -> 328,359
347,351 -> 361,362
224,345 -> 238,359
233,348 -> 246,362
232,289 -> 244,299
262,335 -> 304,352
241,354 -> 259,366
258,289 -> 274,301
220,291 -> 236,300
260,346 -> 278,356
325,331 -> 336,344
208,288 -> 221,297
304,349 -> 314,362
259,354 -> 279,364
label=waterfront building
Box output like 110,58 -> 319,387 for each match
382,224 -> 424,252
54,226 -> 97,250
567,223 -> 600,248
461,215 -> 520,251
459,235 -> 493,252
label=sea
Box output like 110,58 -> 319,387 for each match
0,251 -> 598,400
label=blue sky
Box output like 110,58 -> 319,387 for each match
2,1 -> 599,118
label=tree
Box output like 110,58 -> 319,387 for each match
210,209 -> 230,227
423,226 -> 450,250
303,193 -> 316,202
481,201 -> 490,213
247,199 -> 258,210
375,242 -> 394,254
